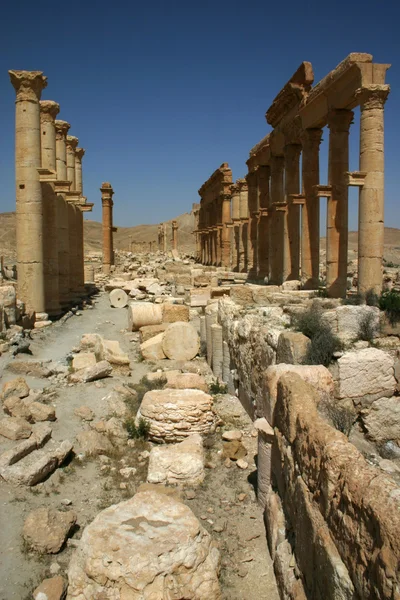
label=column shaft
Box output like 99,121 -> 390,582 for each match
270,156 -> 285,284
257,165 -> 270,280
284,144 -> 301,281
221,194 -> 231,268
301,129 -> 323,288
357,86 -> 390,295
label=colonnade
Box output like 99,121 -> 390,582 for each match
9,70 -> 93,319
195,54 -> 390,297
157,221 -> 179,252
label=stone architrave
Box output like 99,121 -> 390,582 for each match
301,128 -> 322,289
40,100 -> 61,316
9,70 -> 48,315
55,120 -> 71,307
326,110 -> 353,298
101,182 -> 114,274
357,85 -> 390,296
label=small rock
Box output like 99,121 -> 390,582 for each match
74,406 -> 95,421
222,439 -> 248,461
2,377 -> 30,400
238,493 -> 247,501
185,490 -> 196,500
236,459 -> 248,470
23,507 -> 77,553
222,430 -> 242,441
119,467 -> 137,479
33,575 -> 66,600
0,416 -> 32,440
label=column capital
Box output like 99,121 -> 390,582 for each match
39,100 -> 60,122
100,182 -> 114,199
75,147 -> 85,161
66,135 -> 79,150
270,154 -> 285,172
55,120 -> 70,139
300,128 -> 323,151
327,108 -> 354,132
283,143 -> 302,160
9,70 -> 47,102
356,84 -> 390,110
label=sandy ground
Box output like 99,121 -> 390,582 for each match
0,292 -> 278,600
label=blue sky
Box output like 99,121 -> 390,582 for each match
0,0 -> 399,231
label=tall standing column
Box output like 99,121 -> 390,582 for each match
284,143 -> 302,281
75,148 -> 85,294
301,129 -> 323,288
55,120 -> 71,307
257,165 -> 270,280
66,136 -> 78,190
40,100 -> 61,315
172,220 -> 178,251
9,70 -> 47,315
238,180 -> 248,272
231,184 -> 240,271
221,193 -> 231,268
246,170 -> 258,278
270,155 -> 285,284
326,110 -> 354,297
101,182 -> 114,274
357,85 -> 390,296
163,223 -> 167,252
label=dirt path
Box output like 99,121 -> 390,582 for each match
0,292 -> 278,600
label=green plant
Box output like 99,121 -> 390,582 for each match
209,378 -> 228,395
384,260 -> 399,268
365,288 -> 379,307
342,293 -> 363,306
124,417 -> 151,439
358,311 -> 377,342
379,289 -> 400,326
293,302 -> 342,367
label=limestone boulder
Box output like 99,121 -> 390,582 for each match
7,359 -> 53,378
2,395 -> 32,420
261,364 -> 334,424
276,331 -> 311,365
337,348 -> 395,406
72,352 -> 96,371
162,322 -> 200,361
28,401 -> 56,422
66,490 -> 221,599
127,302 -> 162,331
74,406 -> 94,421
23,507 -> 77,553
75,430 -> 114,456
147,434 -> 205,486
70,360 -> 112,383
362,396 -> 400,444
163,371 -> 208,393
0,416 -> 32,440
33,576 -> 67,600
162,303 -> 190,323
137,388 -> 215,442
335,305 -> 380,343
2,377 -> 30,400
139,323 -> 169,342
140,332 -> 166,361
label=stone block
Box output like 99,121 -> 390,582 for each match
72,352 -> 97,371
140,323 -> 169,343
276,331 -> 311,364
337,348 -> 395,405
162,303 -> 189,323
362,396 -> 400,444
140,333 -> 166,361
163,371 -> 208,392
23,507 -> 76,553
70,360 -> 112,383
0,416 -> 32,440
147,434 -> 205,486
127,302 -> 162,331
0,285 -> 16,326
162,322 -> 200,361
185,287 -> 211,307
2,376 -> 30,400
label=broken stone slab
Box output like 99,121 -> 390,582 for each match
33,576 -> 67,600
27,401 -> 56,422
0,439 -> 73,485
222,439 -> 248,460
6,360 -> 54,378
75,430 -> 114,456
72,352 -> 97,371
222,430 -> 242,441
3,395 -> 32,420
2,376 -> 30,400
23,507 -> 77,553
162,322 -> 200,361
0,422 -> 52,468
0,416 -> 32,440
276,331 -> 311,365
361,396 -> 400,445
147,434 -> 205,486
101,339 -> 130,366
127,302 -> 162,331
109,288 -> 128,308
70,360 -> 112,383
140,332 -> 166,361
137,388 -> 215,443
66,489 -> 221,599
139,323 -> 169,343
162,303 -> 190,323
162,371 -> 209,393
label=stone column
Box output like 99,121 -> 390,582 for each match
101,182 -> 114,274
68,202 -> 78,299
9,70 -> 47,315
357,85 -> 390,296
55,120 -> 71,307
66,136 -> 78,190
238,180 -> 248,272
326,110 -> 354,297
231,183 -> 240,271
163,223 -> 167,252
211,323 -> 223,379
301,129 -> 323,288
257,165 -> 270,280
284,143 -> 302,281
75,148 -> 85,194
270,155 -> 285,284
246,171 -> 258,277
40,100 -> 61,315
172,220 -> 178,251
221,193 -> 231,268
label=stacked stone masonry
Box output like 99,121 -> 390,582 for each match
9,70 -> 94,319
195,54 -> 391,298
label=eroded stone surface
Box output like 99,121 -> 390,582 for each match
147,434 -> 205,486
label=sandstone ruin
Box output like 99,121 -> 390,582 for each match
1,53 -> 399,600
